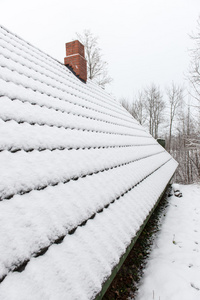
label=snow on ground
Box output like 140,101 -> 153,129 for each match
135,184 -> 200,300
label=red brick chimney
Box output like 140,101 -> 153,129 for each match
64,40 -> 87,83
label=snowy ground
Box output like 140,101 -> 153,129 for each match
135,183 -> 200,300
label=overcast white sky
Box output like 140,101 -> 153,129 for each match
0,0 -> 199,100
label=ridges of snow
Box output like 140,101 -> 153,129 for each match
0,24 -> 178,300
0,151 -> 170,278
0,160 -> 177,300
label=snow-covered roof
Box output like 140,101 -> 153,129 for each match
0,25 -> 178,300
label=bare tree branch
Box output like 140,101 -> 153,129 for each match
144,84 -> 165,139
166,82 -> 184,152
188,16 -> 200,102
76,30 -> 112,88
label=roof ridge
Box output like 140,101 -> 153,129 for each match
0,24 -> 63,67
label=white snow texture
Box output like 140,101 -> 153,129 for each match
136,184 -> 200,300
0,25 -> 178,300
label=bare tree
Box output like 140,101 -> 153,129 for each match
144,84 -> 165,138
188,16 -> 200,102
76,30 -> 112,88
132,91 -> 147,125
120,98 -> 131,112
120,86 -> 165,134
188,16 -> 200,148
166,82 -> 184,152
120,92 -> 147,125
170,99 -> 200,183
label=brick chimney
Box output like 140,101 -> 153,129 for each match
64,40 -> 87,83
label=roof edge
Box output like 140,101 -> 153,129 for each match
94,174 -> 175,300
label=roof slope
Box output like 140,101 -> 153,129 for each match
0,25 -> 178,300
